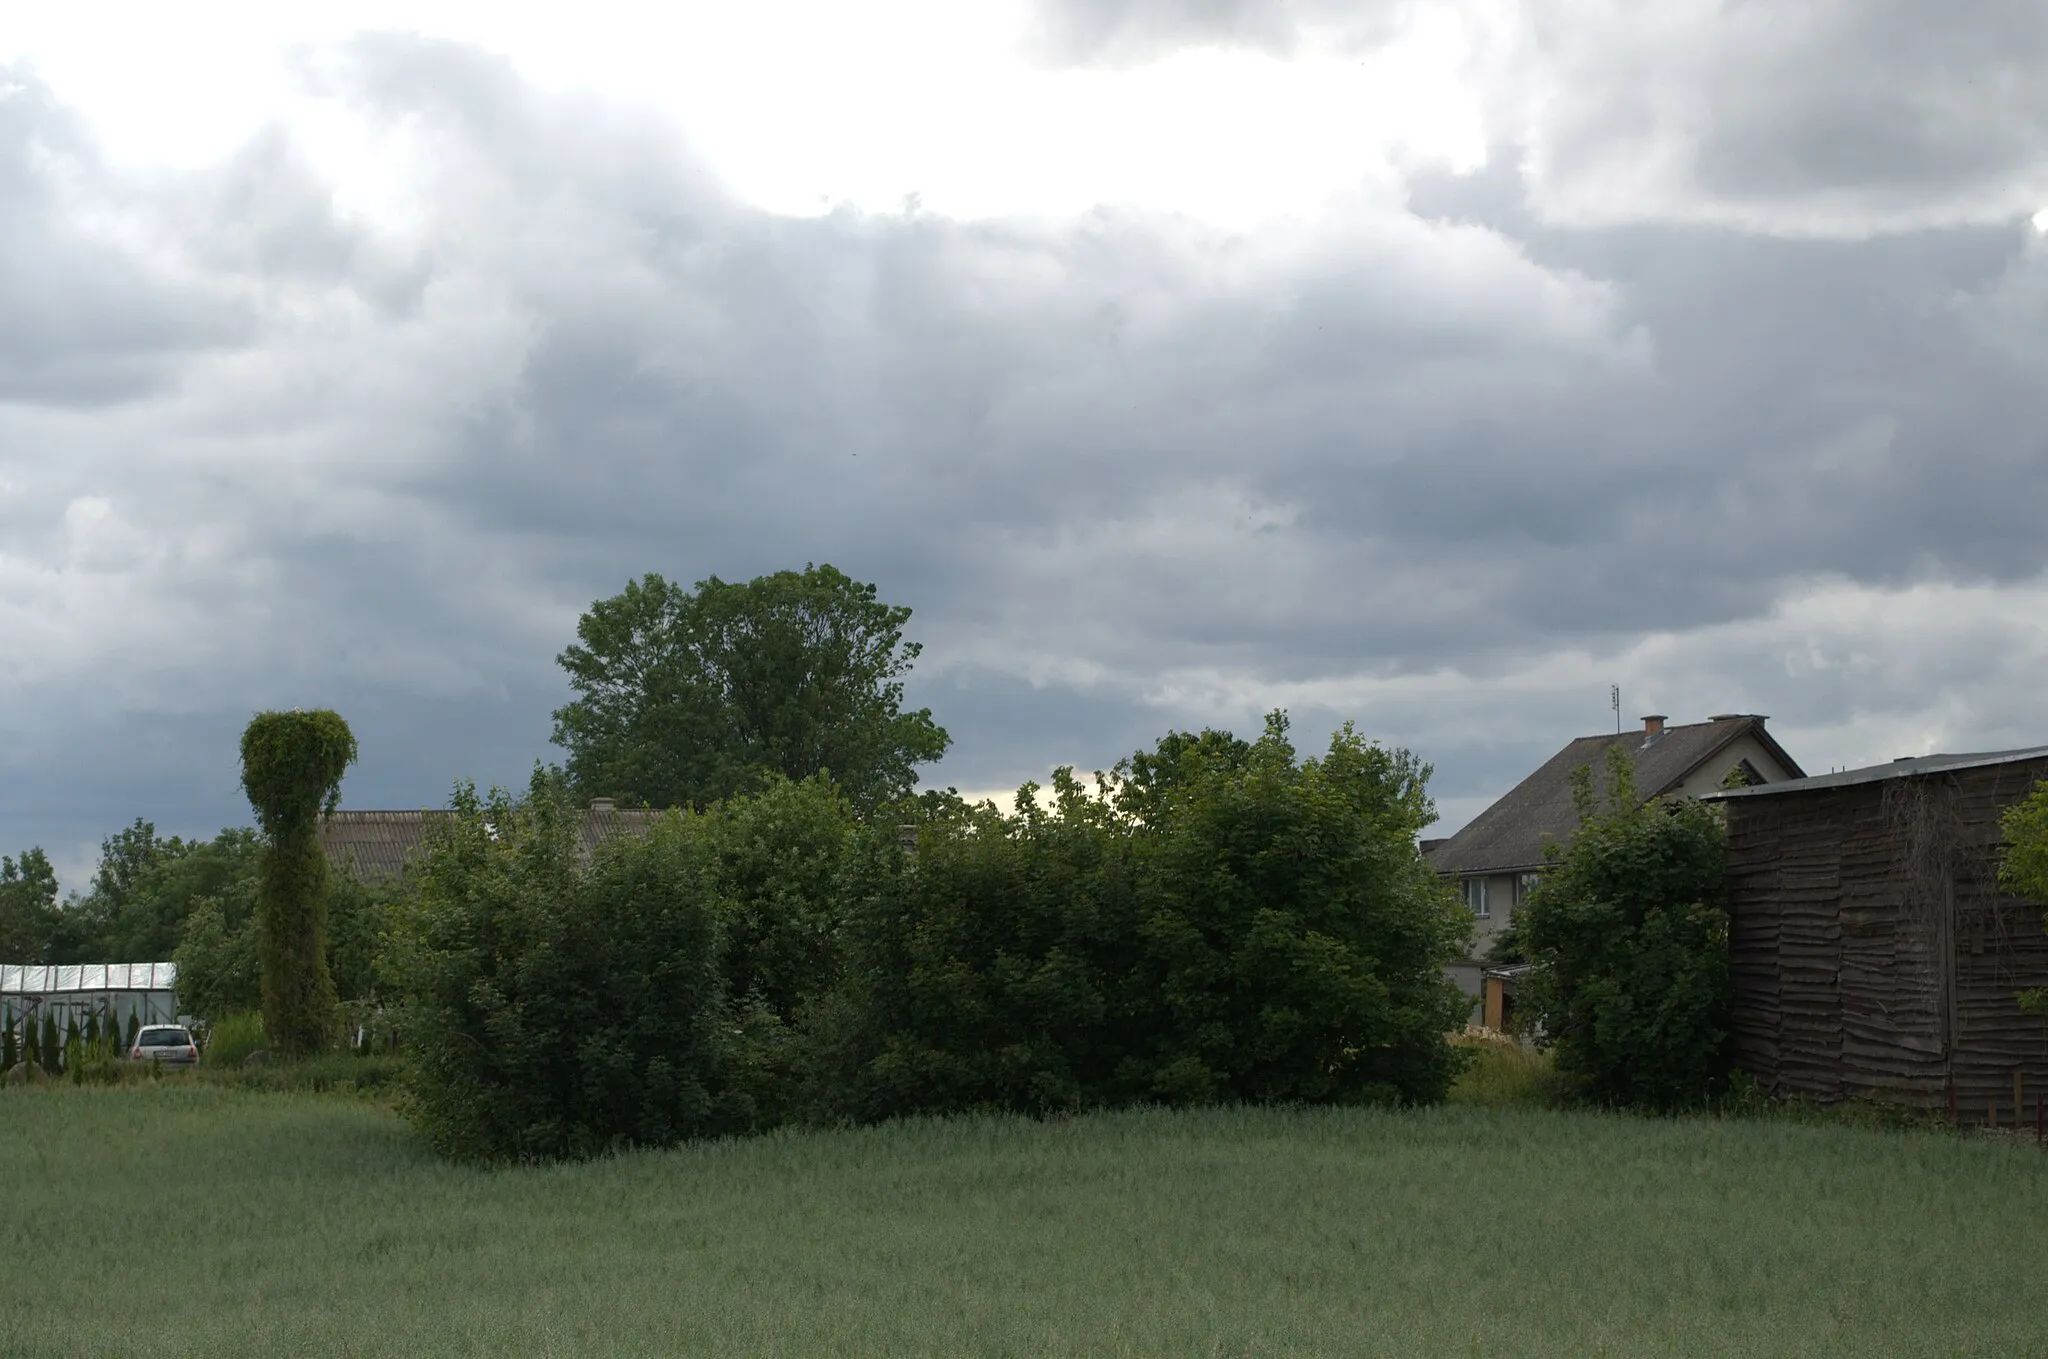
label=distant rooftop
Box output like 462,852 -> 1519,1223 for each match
318,800 -> 662,880
1428,714 -> 1802,875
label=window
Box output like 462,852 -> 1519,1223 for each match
1464,877 -> 1489,918
1516,873 -> 1542,906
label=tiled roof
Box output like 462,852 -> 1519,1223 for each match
1426,715 -> 1803,876
317,805 -> 664,880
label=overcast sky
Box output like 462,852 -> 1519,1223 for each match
5,1 -> 2047,894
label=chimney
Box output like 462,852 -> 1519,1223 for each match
1641,715 -> 1667,737
589,797 -> 615,813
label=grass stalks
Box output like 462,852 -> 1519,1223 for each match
2,1087 -> 2043,1357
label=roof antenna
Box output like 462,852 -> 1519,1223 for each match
1610,684 -> 1621,735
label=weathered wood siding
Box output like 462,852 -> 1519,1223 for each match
1725,757 -> 2048,1126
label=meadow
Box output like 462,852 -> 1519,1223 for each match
4,1076 -> 2047,1359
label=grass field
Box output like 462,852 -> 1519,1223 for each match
4,1084 -> 2046,1358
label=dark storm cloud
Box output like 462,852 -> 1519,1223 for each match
4,28 -> 2047,894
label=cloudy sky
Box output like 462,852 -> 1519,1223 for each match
5,0 -> 2047,892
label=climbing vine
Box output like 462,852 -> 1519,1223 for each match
240,710 -> 357,1057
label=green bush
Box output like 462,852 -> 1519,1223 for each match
41,1012 -> 61,1076
1516,744 -> 1732,1111
825,716 -> 1472,1122
2,1012 -> 15,1071
202,1013 -> 268,1068
386,769 -> 740,1163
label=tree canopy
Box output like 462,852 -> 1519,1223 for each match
0,847 -> 59,962
550,564 -> 950,813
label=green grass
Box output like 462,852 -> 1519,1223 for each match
3,1088 -> 2046,1358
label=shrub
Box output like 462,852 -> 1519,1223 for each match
387,768 -> 739,1163
826,716 -> 1472,1122
202,1012 -> 268,1068
825,770 -> 1146,1121
65,1032 -> 123,1086
1516,744 -> 1732,1111
41,1012 -> 61,1075
1128,716 -> 1473,1107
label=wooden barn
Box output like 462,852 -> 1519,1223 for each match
1706,747 -> 2048,1127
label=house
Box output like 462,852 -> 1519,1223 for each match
1703,746 -> 2048,1126
1426,713 -> 1805,1014
317,797 -> 662,881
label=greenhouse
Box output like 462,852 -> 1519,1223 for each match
1,964 -> 182,1057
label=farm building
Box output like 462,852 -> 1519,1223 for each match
2,963 -> 182,1056
1705,747 -> 2048,1127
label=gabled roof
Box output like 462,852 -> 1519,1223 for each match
1703,746 -> 2048,800
317,804 -> 663,880
1427,715 -> 1803,876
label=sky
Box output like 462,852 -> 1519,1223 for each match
4,0 -> 2048,894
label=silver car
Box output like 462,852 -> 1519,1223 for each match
130,1025 -> 199,1068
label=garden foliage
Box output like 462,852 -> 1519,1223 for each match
386,771 -> 738,1162
828,716 -> 1470,1121
1515,744 -> 1733,1111
391,716 -> 1470,1161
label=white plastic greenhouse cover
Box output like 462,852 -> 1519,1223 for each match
1,963 -> 178,993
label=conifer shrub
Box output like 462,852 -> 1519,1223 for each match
41,1013 -> 61,1075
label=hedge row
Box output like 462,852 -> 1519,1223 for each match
385,716 -> 1475,1163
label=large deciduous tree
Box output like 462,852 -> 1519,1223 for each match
240,709 -> 357,1057
0,848 -> 60,963
551,565 -> 950,813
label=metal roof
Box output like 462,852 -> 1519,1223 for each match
1,963 -> 178,994
1703,745 -> 2048,800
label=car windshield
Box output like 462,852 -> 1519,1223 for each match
139,1030 -> 191,1047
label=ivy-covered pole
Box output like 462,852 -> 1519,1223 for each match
240,709 -> 358,1058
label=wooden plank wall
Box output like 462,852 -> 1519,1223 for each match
1726,758 -> 2048,1125
1946,762 -> 2048,1128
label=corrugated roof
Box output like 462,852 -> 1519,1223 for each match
1,963 -> 178,993
318,806 -> 664,880
1703,746 -> 2048,800
1427,715 -> 1803,875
